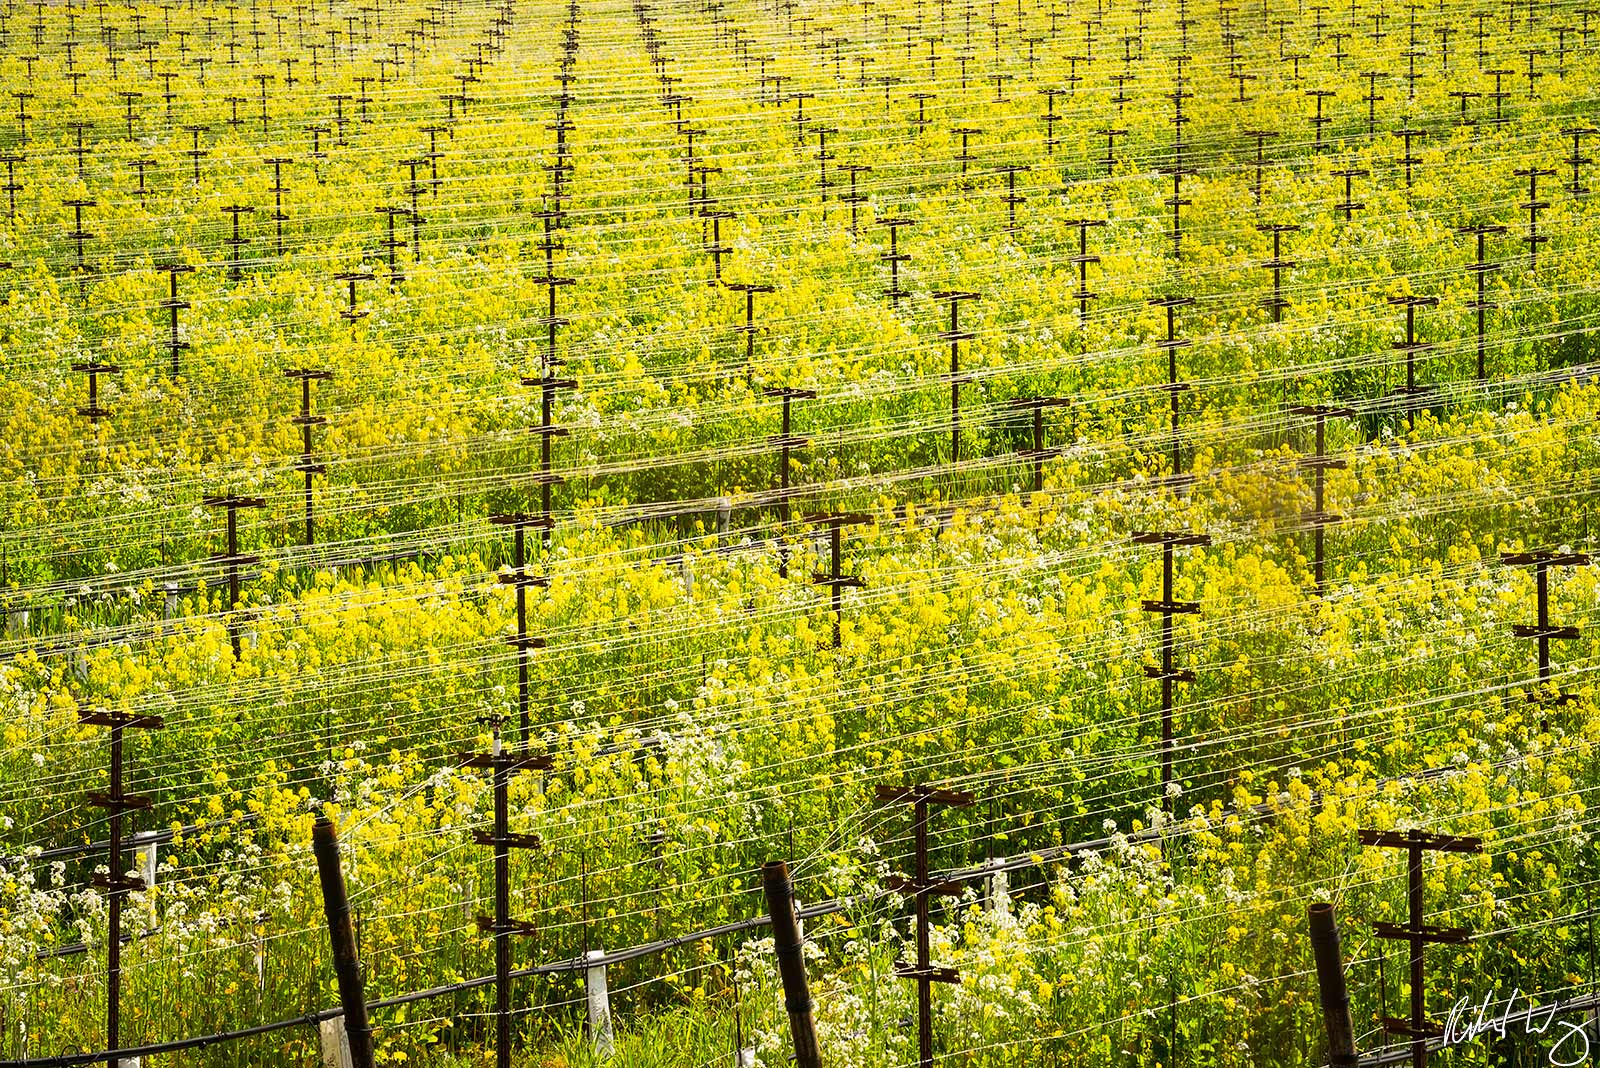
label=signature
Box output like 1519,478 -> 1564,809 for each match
1443,989 -> 1595,1067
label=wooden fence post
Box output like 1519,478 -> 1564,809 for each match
761,860 -> 822,1068
312,812 -> 375,1068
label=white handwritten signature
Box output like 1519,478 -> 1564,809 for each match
1443,989 -> 1594,1067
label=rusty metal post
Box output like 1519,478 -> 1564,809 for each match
1360,829 -> 1483,1068
1502,550 -> 1591,728
1134,531 -> 1211,812
82,705 -> 164,1068
285,369 -> 333,544
876,785 -> 974,1068
761,860 -> 822,1068
1457,225 -> 1504,380
808,513 -> 869,648
764,387 -> 815,577
934,291 -> 979,466
1289,405 -> 1354,594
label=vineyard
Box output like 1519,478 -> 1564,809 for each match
5,0 -> 1600,1064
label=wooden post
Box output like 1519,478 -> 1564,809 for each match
312,813 -> 376,1068
877,216 -> 914,308
1308,902 -> 1358,1068
72,359 -> 120,425
265,157 -> 292,255
157,263 -> 194,378
840,164 -> 871,234
1516,167 -> 1555,270
1150,296 -> 1195,489
1387,295 -> 1437,430
1563,126 -> 1595,195
727,281 -> 775,378
1333,168 -> 1368,220
220,204 -> 254,281
1257,224 -> 1299,322
761,860 -> 822,1068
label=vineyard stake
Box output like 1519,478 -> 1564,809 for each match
312,813 -> 376,1068
952,125 -> 983,180
875,783 -> 974,1068
704,209 -> 734,284
220,204 -> 254,281
203,494 -> 265,658
0,154 -> 21,220
284,368 -> 333,545
1515,166 -> 1554,270
1486,68 -> 1512,125
1457,224 -> 1504,380
814,125 -> 836,211
1563,126 -> 1595,195
760,860 -> 822,1068
80,702 -> 164,1068
1359,829 -> 1483,1068
1096,126 -> 1126,176
459,714 -> 552,1068
66,121 -> 91,180
997,164 -> 1028,235
401,158 -> 425,260
183,124 -> 208,184
1257,223 -> 1299,322
934,290 -> 980,465
878,216 -> 914,308
1288,404 -> 1354,593
1066,217 -> 1105,329
1134,530 -> 1211,812
157,262 -> 194,378
1307,88 -> 1334,150
1039,86 -> 1063,153
1244,128 -> 1276,203
335,271 -> 374,328
807,512 -> 869,647
72,357 -> 119,425
1333,167 -> 1367,221
1501,549 -> 1591,727
1150,295 -> 1194,488
763,386 -> 815,577
266,157 -> 292,255
1388,295 -> 1437,429
840,164 -> 871,234
376,206 -> 408,284
1395,126 -> 1424,189
65,198 -> 95,303
1008,396 -> 1069,492
727,281 -> 775,378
